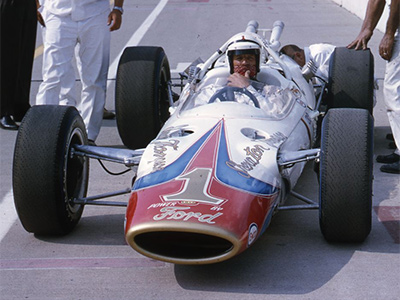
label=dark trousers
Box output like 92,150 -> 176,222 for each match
0,0 -> 37,121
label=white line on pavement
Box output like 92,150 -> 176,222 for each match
0,190 -> 18,243
107,0 -> 169,80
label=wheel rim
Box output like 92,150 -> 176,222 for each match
64,127 -> 88,214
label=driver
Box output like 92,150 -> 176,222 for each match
181,35 -> 295,117
226,38 -> 260,89
224,37 -> 293,115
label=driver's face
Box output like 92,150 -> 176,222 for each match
232,54 -> 257,77
233,54 -> 256,68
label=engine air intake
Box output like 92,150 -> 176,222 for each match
134,231 -> 234,260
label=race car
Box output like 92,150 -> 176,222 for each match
13,20 -> 374,265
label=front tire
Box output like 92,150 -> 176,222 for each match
319,108 -> 373,242
13,105 -> 89,235
327,47 -> 374,114
115,46 -> 171,149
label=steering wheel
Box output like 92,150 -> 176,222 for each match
208,86 -> 260,108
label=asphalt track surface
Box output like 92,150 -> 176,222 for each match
1,0 -> 399,299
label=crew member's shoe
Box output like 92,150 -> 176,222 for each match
103,108 -> 115,120
376,153 -> 400,164
0,115 -> 19,130
380,161 -> 400,174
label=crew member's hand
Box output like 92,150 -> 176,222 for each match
228,70 -> 251,88
108,10 -> 122,31
347,29 -> 373,50
379,34 -> 394,60
37,11 -> 45,27
36,0 -> 45,27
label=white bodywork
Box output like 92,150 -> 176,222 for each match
135,21 -> 319,202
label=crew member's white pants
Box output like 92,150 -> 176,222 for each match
36,9 -> 110,141
384,34 -> 400,156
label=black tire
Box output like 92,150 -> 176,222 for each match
13,105 -> 89,235
115,46 -> 171,149
327,47 -> 374,114
319,108 -> 373,242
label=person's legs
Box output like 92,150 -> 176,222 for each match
379,35 -> 400,174
59,60 -> 78,107
75,10 -> 110,141
1,0 -> 22,119
36,12 -> 78,106
13,0 -> 36,121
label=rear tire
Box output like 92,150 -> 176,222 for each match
319,108 -> 373,242
13,105 -> 89,235
327,47 -> 374,114
115,46 -> 171,149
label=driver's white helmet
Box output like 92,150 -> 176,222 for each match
226,33 -> 262,74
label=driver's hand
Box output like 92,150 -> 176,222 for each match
228,71 -> 251,88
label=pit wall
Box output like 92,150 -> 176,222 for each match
332,0 -> 390,33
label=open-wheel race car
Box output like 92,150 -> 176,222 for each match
13,20 -> 374,265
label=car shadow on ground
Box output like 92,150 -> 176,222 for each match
174,210 -> 397,296
174,158 -> 399,295
35,212 -> 127,246
173,208 -> 354,295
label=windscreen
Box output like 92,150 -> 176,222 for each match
179,78 -> 297,119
